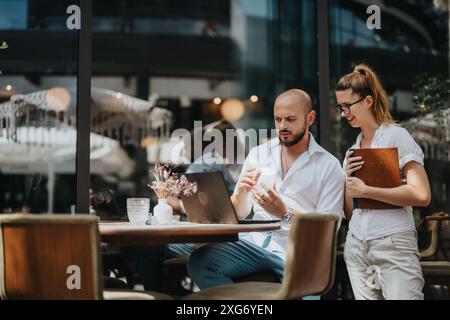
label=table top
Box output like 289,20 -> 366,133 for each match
99,221 -> 281,245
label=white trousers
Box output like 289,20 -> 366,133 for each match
344,230 -> 424,300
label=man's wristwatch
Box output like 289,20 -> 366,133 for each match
282,208 -> 294,223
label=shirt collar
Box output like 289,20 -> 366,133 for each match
306,133 -> 327,156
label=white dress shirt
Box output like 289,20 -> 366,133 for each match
345,123 -> 425,241
236,133 -> 345,259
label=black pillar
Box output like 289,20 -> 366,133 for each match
317,0 -> 331,151
76,0 -> 92,213
137,74 -> 150,100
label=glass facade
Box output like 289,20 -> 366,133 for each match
0,0 -> 79,213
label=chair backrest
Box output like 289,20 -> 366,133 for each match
276,212 -> 339,299
420,212 -> 449,259
0,214 -> 103,300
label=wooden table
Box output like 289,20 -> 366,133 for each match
99,221 -> 281,245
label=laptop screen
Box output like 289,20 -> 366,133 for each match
180,171 -> 239,224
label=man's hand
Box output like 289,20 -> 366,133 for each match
234,167 -> 261,195
252,183 -> 287,217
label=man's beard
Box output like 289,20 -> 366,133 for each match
278,129 -> 307,147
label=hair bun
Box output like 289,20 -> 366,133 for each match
355,68 -> 366,75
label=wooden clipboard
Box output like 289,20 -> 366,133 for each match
352,147 -> 401,210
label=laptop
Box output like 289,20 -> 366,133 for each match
180,171 -> 281,225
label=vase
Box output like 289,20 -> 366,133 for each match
153,198 -> 173,224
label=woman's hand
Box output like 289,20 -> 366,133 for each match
346,176 -> 369,198
345,150 -> 367,198
344,149 -> 364,177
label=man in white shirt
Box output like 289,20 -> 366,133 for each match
187,89 -> 345,289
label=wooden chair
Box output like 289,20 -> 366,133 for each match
420,212 -> 449,260
420,212 -> 450,299
0,214 -> 172,300
184,213 -> 340,300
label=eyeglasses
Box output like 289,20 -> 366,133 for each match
335,97 -> 365,115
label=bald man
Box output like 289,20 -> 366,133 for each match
187,89 -> 346,291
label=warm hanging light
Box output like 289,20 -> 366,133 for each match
220,98 -> 245,121
47,87 -> 71,110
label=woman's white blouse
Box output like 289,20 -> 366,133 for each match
345,123 -> 425,241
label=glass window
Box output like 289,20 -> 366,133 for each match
0,0 -> 79,214
89,0 -> 318,220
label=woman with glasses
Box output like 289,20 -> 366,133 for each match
335,64 -> 431,300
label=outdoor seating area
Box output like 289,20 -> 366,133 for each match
1,211 -> 448,300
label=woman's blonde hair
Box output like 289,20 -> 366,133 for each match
336,64 -> 395,125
